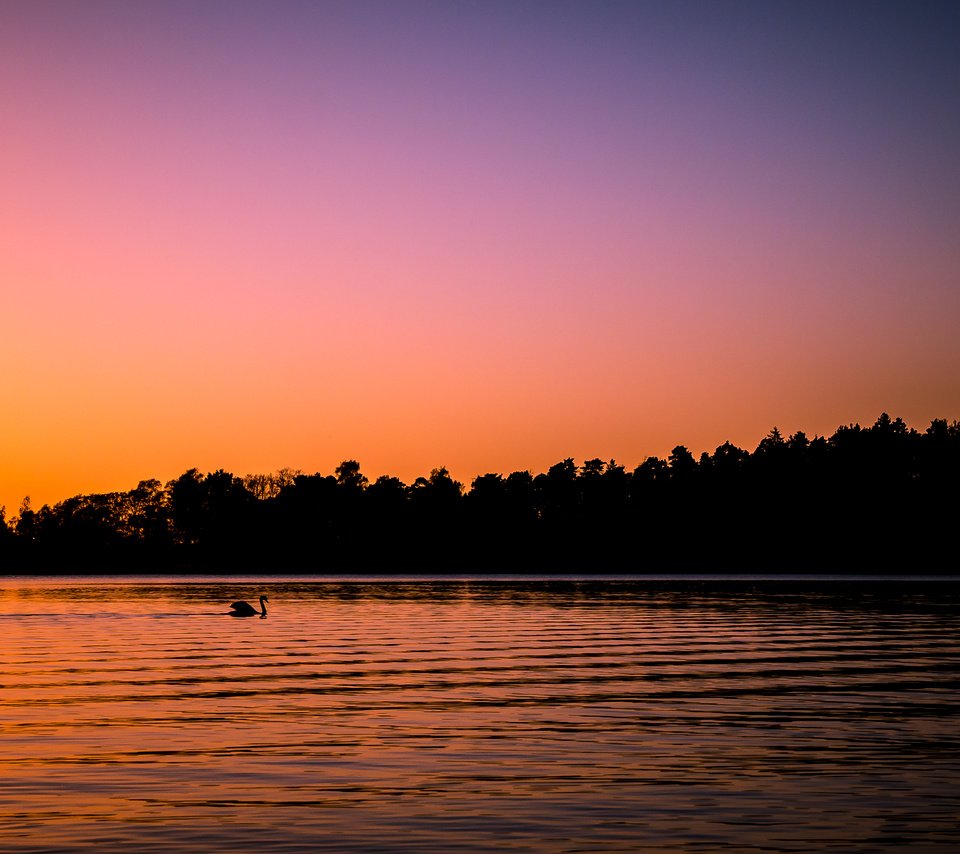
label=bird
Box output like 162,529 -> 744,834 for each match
229,595 -> 268,618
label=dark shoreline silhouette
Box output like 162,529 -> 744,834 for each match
2,413 -> 957,575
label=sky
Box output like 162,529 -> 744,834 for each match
2,0 -> 959,513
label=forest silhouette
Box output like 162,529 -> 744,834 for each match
2,413 -> 957,574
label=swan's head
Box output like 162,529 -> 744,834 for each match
260,595 -> 269,603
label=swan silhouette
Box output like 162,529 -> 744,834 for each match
229,595 -> 268,618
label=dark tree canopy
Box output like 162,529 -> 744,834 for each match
2,413 -> 958,574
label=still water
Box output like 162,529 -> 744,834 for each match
2,576 -> 959,852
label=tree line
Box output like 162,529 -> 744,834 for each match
2,413 -> 957,573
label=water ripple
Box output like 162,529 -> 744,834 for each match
1,576 -> 959,852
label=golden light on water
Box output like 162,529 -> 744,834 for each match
3,577 -> 959,850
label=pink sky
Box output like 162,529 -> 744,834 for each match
2,1 -> 958,514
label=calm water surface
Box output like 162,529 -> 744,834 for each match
2,575 -> 959,852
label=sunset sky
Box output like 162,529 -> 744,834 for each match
2,0 -> 958,514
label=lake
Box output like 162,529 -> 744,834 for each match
2,575 -> 959,852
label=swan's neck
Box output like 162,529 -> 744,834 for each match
260,598 -> 268,616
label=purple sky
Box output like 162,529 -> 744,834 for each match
2,0 -> 958,511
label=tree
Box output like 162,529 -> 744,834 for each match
668,445 -> 697,478
335,460 -> 368,492
14,496 -> 36,541
0,505 -> 12,550
632,456 -> 667,485
168,469 -> 206,546
755,427 -> 786,456
711,442 -> 749,473
244,468 -> 299,500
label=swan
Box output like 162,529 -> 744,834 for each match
229,595 -> 268,618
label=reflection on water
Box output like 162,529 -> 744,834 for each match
2,576 -> 959,852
